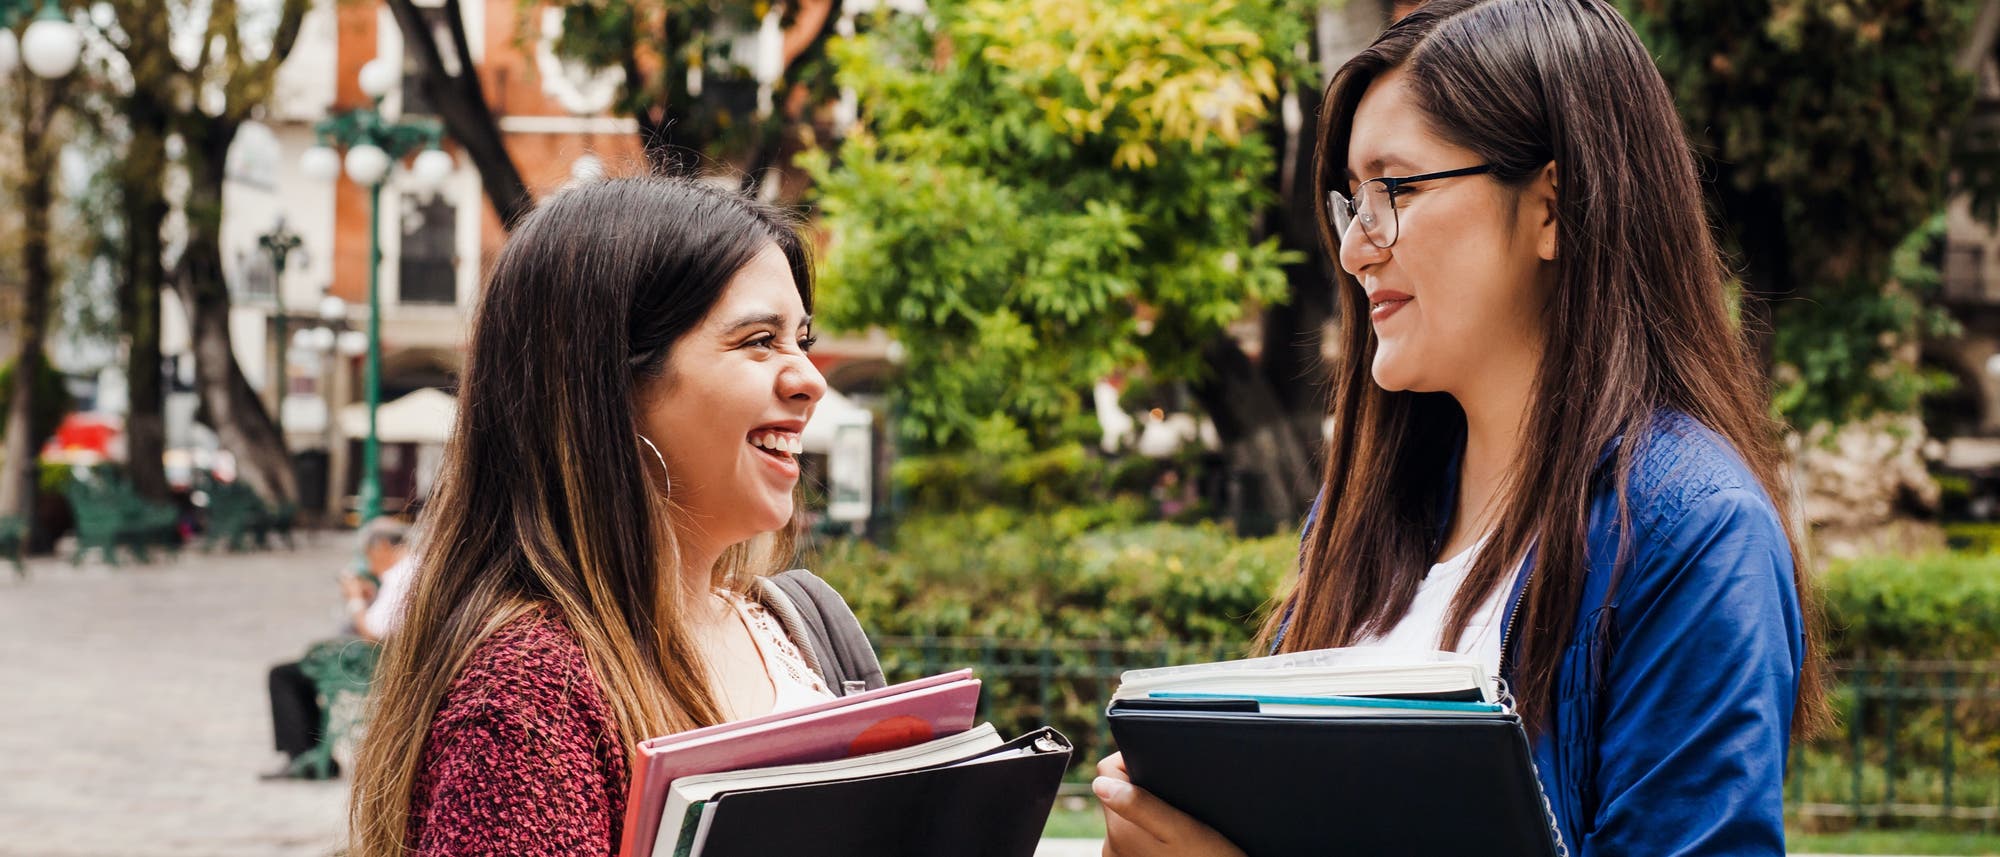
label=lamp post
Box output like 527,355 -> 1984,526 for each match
299,57 -> 455,531
258,218 -> 304,437
0,0 -> 81,80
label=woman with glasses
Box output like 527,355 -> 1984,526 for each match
1093,1 -> 1826,854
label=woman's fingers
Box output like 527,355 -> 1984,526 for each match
1094,775 -> 1180,844
1097,752 -> 1128,780
1093,759 -> 1247,857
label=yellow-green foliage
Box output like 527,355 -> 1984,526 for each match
807,0 -> 1309,453
964,0 -> 1282,167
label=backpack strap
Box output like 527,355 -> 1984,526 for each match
754,569 -> 886,695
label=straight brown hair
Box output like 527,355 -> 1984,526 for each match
348,177 -> 813,856
1259,0 -> 1827,738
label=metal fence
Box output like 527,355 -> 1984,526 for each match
1792,660 -> 2000,825
875,638 -> 2000,825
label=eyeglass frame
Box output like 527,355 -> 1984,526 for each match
1327,164 -> 1496,250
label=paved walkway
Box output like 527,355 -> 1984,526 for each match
0,538 -> 354,857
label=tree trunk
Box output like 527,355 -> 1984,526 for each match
1190,53 -> 1340,528
121,107 -> 172,502
0,80 -> 61,532
174,117 -> 297,506
386,0 -> 533,227
1717,180 -> 1794,373
1192,335 -> 1326,529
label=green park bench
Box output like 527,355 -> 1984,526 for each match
203,481 -> 297,552
292,637 -> 379,779
66,476 -> 181,566
0,514 -> 25,578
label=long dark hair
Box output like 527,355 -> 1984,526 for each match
351,176 -> 814,856
1259,0 -> 1827,737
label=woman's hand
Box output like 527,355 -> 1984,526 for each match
338,573 -> 378,604
1094,753 -> 1247,857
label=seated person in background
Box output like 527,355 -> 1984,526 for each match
261,517 -> 410,780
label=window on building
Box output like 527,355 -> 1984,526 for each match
234,247 -> 278,305
399,194 -> 459,305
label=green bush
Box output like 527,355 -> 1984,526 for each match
1819,552 -> 2000,661
891,443 -> 1207,515
1940,521 -> 2000,554
816,506 -> 1294,643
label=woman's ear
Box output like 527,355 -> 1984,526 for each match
1533,162 -> 1559,262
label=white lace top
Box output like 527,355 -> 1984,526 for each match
717,589 -> 835,713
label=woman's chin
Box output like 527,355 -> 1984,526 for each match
749,498 -> 795,535
1370,354 -> 1420,393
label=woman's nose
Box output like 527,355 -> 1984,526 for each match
780,353 -> 827,404
1337,221 -> 1390,278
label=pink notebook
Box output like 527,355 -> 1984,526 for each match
619,670 -> 980,857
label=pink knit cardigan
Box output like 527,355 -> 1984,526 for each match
407,607 -> 629,856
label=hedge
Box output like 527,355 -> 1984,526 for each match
815,509 -> 1997,662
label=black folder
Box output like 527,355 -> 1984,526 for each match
690,727 -> 1073,857
1109,699 -> 1562,857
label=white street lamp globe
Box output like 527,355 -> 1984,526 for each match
750,7 -> 784,86
21,14 -> 81,79
291,329 -> 317,350
0,28 -> 19,76
570,153 -> 604,182
310,327 -> 338,353
343,143 -> 392,187
318,295 -> 349,321
358,57 -> 398,99
409,148 -> 455,191
300,145 -> 342,181
337,330 -> 370,357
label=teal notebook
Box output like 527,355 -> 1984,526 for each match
1148,691 -> 1505,714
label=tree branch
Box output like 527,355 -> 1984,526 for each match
1960,0 -> 2000,73
386,0 -> 534,225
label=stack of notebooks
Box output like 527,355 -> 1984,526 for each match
1107,649 -> 1565,857
620,669 -> 1072,857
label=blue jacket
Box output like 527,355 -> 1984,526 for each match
1282,412 -> 1804,855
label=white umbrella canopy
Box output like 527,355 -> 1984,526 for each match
339,388 -> 457,445
801,389 -> 872,455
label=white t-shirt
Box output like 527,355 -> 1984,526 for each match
360,554 -> 416,640
1348,539 -> 1522,677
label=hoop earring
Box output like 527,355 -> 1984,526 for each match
637,434 -> 671,487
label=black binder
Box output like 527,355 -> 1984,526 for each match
1109,699 -> 1563,857
690,727 -> 1074,857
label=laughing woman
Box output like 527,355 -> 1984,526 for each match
348,177 -> 883,857
1095,1 -> 1827,855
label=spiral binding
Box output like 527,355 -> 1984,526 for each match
1494,678 -> 1572,857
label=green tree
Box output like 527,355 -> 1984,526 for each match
808,0 -> 1320,514
93,0 -> 310,506
543,0 -> 840,182
0,60 -> 71,532
1617,0 -> 1979,428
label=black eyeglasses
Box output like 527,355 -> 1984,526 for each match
1328,164 -> 1494,249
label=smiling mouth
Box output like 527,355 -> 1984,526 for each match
749,430 -> 802,462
